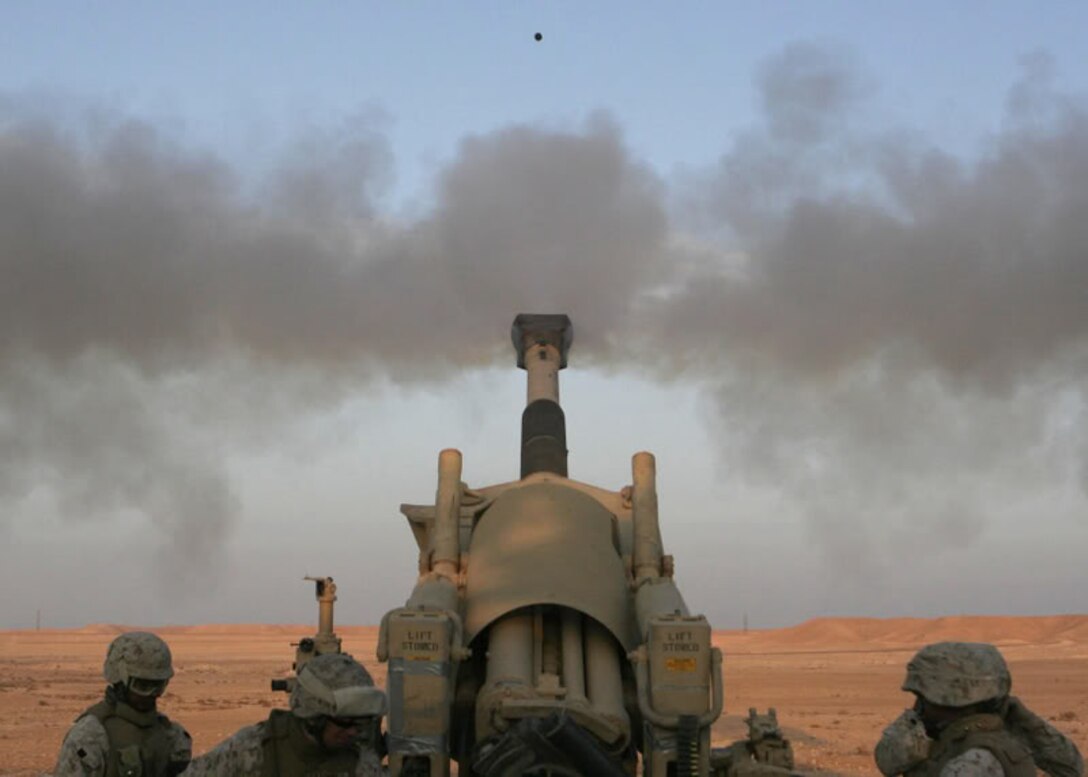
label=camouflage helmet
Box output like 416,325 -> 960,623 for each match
290,653 -> 388,720
902,641 -> 1011,707
103,631 -> 175,685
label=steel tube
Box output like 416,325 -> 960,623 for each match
485,612 -> 535,685
561,609 -> 586,702
584,619 -> 628,726
632,451 -> 663,583
318,600 -> 334,636
525,343 -> 561,404
433,448 -> 462,581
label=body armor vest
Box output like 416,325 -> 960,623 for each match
908,713 -> 1035,777
260,710 -> 361,777
79,699 -> 178,777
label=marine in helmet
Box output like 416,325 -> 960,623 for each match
54,631 -> 192,777
185,652 -> 388,776
875,641 -> 1083,777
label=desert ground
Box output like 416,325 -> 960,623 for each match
1,615 -> 1085,776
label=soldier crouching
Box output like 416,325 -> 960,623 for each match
185,653 -> 387,777
875,641 -> 1083,777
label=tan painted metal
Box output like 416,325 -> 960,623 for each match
525,342 -> 561,404
560,609 -> 586,703
484,611 -> 535,686
377,314 -> 742,777
636,577 -> 690,638
584,617 -> 630,731
632,451 -> 664,584
271,576 -> 343,695
432,448 -> 462,582
387,612 -> 452,735
462,482 -> 637,650
310,576 -> 337,642
385,610 -> 453,777
476,610 -> 536,739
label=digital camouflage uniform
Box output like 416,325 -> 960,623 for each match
54,632 -> 192,777
54,696 -> 192,777
185,653 -> 387,777
910,712 -> 1034,777
876,642 -> 1082,777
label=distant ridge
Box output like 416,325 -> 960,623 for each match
717,614 -> 1088,650
32,615 -> 1088,649
75,624 -> 379,636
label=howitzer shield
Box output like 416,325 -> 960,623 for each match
464,483 -> 637,650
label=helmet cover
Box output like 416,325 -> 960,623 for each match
290,653 -> 387,719
902,641 -> 1011,707
103,631 -> 175,685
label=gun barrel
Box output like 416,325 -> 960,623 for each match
512,314 -> 572,478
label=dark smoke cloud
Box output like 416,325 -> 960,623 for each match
0,111 -> 664,371
0,355 -> 236,591
651,44 -> 1088,574
670,46 -> 1088,385
2,42 -> 1086,607
0,107 -> 667,582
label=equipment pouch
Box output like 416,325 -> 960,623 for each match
116,744 -> 144,777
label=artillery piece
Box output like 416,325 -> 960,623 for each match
378,314 -> 724,777
271,575 -> 343,693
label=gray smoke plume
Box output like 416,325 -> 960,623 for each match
2,42 -> 1086,605
0,107 -> 667,587
651,44 -> 1088,578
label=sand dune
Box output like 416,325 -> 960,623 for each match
718,614 -> 1088,651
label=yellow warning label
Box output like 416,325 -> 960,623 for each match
666,657 -> 697,672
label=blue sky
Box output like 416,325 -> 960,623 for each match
8,3 -> 1085,199
1,2 -> 1086,630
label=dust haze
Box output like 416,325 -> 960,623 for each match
1,43 -> 1086,620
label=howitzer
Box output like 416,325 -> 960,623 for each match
378,314 -> 724,776
271,575 -> 343,693
710,709 -> 802,777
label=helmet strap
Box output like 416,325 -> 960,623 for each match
302,715 -> 328,745
105,683 -> 125,705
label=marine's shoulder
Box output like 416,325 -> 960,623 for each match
166,718 -> 194,761
53,715 -> 110,777
163,712 -> 192,734
60,713 -> 110,750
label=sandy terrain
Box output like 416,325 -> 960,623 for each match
2,616 -> 1085,776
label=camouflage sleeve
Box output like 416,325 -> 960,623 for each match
53,716 -> 110,777
1005,696 -> 1084,777
939,748 -> 1006,777
875,709 -> 931,776
183,723 -> 266,777
168,722 -> 193,773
